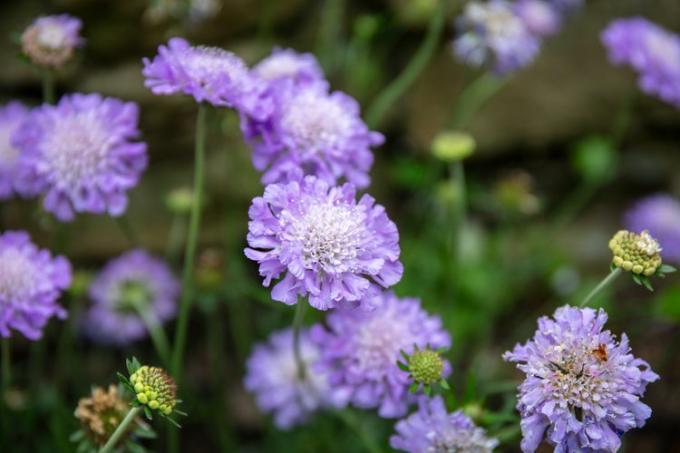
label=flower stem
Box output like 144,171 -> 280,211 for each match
165,214 -> 186,265
450,72 -> 505,129
1,339 -> 10,392
335,409 -> 383,453
365,0 -> 446,128
42,69 -> 55,104
99,406 -> 142,453
580,267 -> 622,307
171,104 -> 207,379
134,302 -> 170,367
116,215 -> 140,248
292,300 -> 308,380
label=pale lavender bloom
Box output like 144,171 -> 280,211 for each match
242,82 -> 382,189
503,305 -> 659,452
244,327 -> 347,430
453,0 -> 541,75
142,37 -> 271,118
21,14 -> 83,68
252,48 -> 325,87
0,231 -> 71,339
515,0 -> 561,37
602,18 -> 680,108
0,102 -> 30,200
311,292 -> 451,418
244,176 -> 402,310
85,250 -> 179,345
625,194 -> 680,263
13,93 -> 147,222
391,396 -> 499,452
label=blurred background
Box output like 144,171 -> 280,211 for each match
1,0 -> 679,451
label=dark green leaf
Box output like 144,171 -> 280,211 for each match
397,361 -> 410,372
409,382 -> 419,394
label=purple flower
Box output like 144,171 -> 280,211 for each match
0,231 -> 71,340
242,82 -> 382,189
625,194 -> 680,264
602,18 -> 680,109
453,0 -> 541,75
503,305 -> 659,452
549,0 -> 583,13
252,48 -> 325,87
515,0 -> 561,37
21,14 -> 83,68
13,93 -> 147,222
390,396 -> 499,452
311,292 -> 451,417
244,176 -> 402,310
244,327 -> 346,430
0,102 -> 30,200
84,249 -> 179,345
142,37 -> 271,117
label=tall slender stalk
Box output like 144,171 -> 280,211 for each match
99,406 -> 142,453
134,302 -> 170,367
335,410 -> 383,453
42,69 -> 55,104
292,300 -> 308,380
450,72 -> 504,129
116,216 -> 140,248
580,268 -> 622,307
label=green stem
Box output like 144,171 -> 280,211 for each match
447,162 -> 467,283
42,69 -> 55,104
1,339 -> 10,392
553,180 -> 598,230
134,302 -> 170,367
365,0 -> 446,128
450,72 -> 505,129
292,300 -> 307,380
99,406 -> 142,453
116,216 -> 140,248
316,0 -> 346,73
165,214 -> 186,264
171,104 -> 207,379
335,410 -> 382,453
580,268 -> 622,307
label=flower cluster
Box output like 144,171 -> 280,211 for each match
244,176 -> 402,310
602,18 -> 680,109
21,14 -> 83,68
609,229 -> 663,276
0,230 -> 71,339
252,48 -> 325,87
130,365 -> 178,415
625,194 -> 680,264
0,102 -> 30,200
504,305 -> 659,452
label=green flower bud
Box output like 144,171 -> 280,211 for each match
165,187 -> 194,215
609,230 -> 663,276
432,131 -> 476,163
129,366 -> 177,415
408,348 -> 445,385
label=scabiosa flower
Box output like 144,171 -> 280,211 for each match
12,93 -> 147,221
625,194 -> 680,263
21,14 -> 83,68
609,229 -> 663,276
85,250 -> 179,345
0,102 -> 30,200
244,327 -> 346,430
602,18 -> 680,109
453,0 -> 541,75
515,0 -> 561,37
0,230 -> 71,339
242,82 -> 382,189
390,396 -> 499,453
252,48 -> 325,86
244,176 -> 402,310
311,292 -> 451,417
503,305 -> 659,452
142,37 -> 271,118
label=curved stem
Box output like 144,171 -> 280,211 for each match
134,302 -> 170,367
116,216 -> 140,248
99,406 -> 142,453
292,300 -> 307,380
42,69 -> 55,104
335,410 -> 383,453
171,104 -> 207,379
580,268 -> 622,307
450,72 -> 505,129
365,0 -> 446,128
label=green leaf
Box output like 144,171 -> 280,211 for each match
399,349 -> 410,363
397,361 -> 410,372
440,379 -> 450,390
144,406 -> 153,420
409,382 -> 419,394
164,416 -> 182,429
69,430 -> 85,442
660,264 -> 677,274
173,409 -> 188,417
632,274 -> 642,286
640,276 -> 654,292
126,356 -> 141,375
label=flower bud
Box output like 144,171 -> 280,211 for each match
129,366 -> 177,415
432,131 -> 476,163
165,187 -> 194,215
609,230 -> 663,276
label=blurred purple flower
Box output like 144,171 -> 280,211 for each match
503,305 -> 659,452
252,48 -> 325,87
602,18 -> 680,109
244,327 -> 347,430
515,0 -> 561,37
390,396 -> 499,452
625,194 -> 680,264
549,0 -> 583,13
0,102 -> 30,200
244,176 -> 402,310
13,93 -> 147,221
311,292 -> 451,418
85,249 -> 179,345
0,231 -> 71,340
21,14 -> 83,68
453,0 -> 541,75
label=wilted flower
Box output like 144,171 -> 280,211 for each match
0,230 -> 71,339
609,229 -> 663,276
625,194 -> 680,264
21,14 -> 83,68
244,176 -> 402,310
390,396 -> 499,452
252,48 -> 325,87
0,102 -> 30,200
503,305 -> 659,452
13,93 -> 147,221
515,0 -> 561,37
85,250 -> 179,345
602,18 -> 680,109
130,365 -> 178,415
244,327 -> 346,430
453,0 -> 541,75
311,292 -> 451,417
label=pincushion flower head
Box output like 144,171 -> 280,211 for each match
390,396 -> 499,453
503,305 -> 659,452
252,48 -> 325,87
453,0 -> 541,75
514,0 -> 561,37
0,102 -> 30,200
143,37 -> 271,118
0,230 -> 71,339
608,230 -> 663,277
21,14 -> 83,68
244,176 -> 402,310
311,292 -> 451,417
242,82 -> 382,189
625,194 -> 680,264
13,93 -> 147,222
602,18 -> 680,109
84,250 -> 179,345
244,327 -> 346,430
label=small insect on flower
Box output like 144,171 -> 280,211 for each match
592,343 -> 608,362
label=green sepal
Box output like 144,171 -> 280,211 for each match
173,408 -> 188,417
69,430 -> 85,442
144,406 -> 153,420
397,361 -> 410,372
423,385 -> 432,397
163,415 -> 182,429
610,262 -> 618,272
660,264 -> 677,274
399,349 -> 410,363
440,379 -> 450,390
632,274 -> 653,291
409,382 -> 419,394
126,357 -> 141,375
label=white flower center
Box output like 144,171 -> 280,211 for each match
36,24 -> 68,50
431,430 -> 496,453
637,230 -> 662,256
0,248 -> 38,302
0,123 -> 20,169
255,55 -> 303,81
